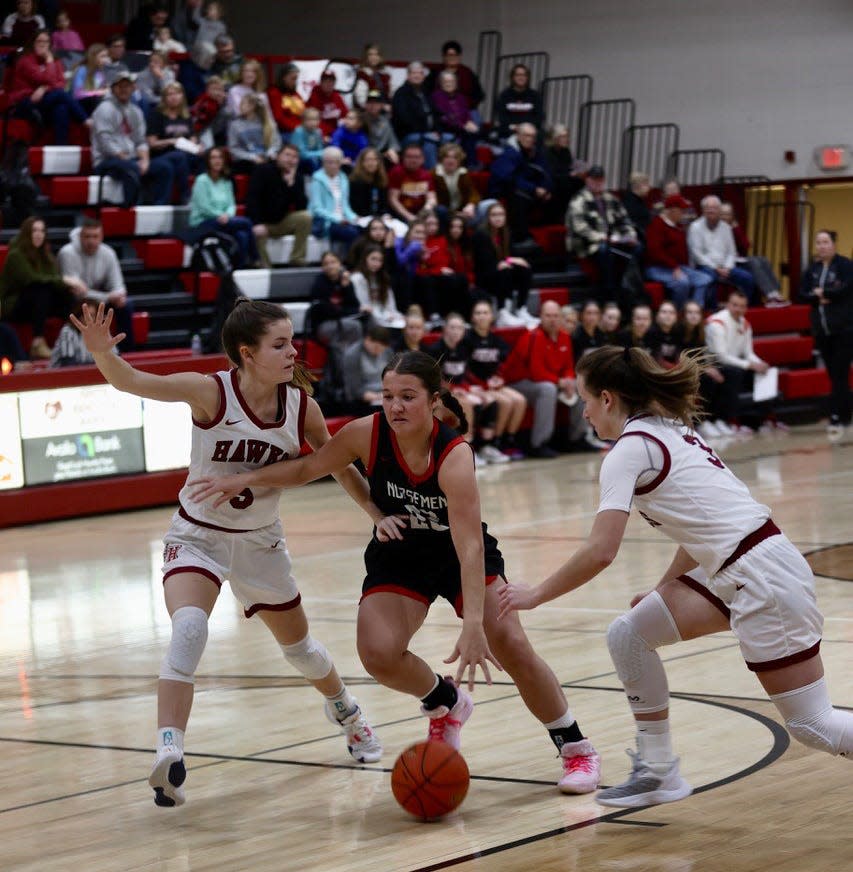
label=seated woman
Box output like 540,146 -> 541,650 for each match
226,58 -> 271,119
494,63 -> 543,141
465,298 -> 528,460
226,93 -> 281,175
571,300 -> 606,363
348,147 -> 389,219
352,43 -> 391,111
644,300 -> 683,369
71,43 -> 109,115
147,82 -> 201,205
431,70 -> 479,166
309,147 -> 362,248
681,300 -> 726,440
472,203 -> 535,327
0,216 -> 87,359
393,305 -> 426,352
350,244 -> 405,330
413,211 -> 471,322
544,124 -> 584,224
8,29 -> 87,144
188,147 -> 259,268
445,214 -> 475,287
433,143 -> 480,223
268,63 -> 305,138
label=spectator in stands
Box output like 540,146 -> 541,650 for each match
394,220 -> 426,306
348,147 -> 389,218
433,142 -> 479,222
145,81 -> 199,206
388,144 -> 437,224
247,142 -> 312,268
680,299 -> 727,440
268,63 -> 304,138
561,304 -> 579,334
341,324 -> 394,414
331,110 -> 369,166
0,216 -> 88,359
188,146 -> 259,267
567,164 -> 639,303
615,303 -> 653,350
352,43 -> 391,111
57,217 -> 135,351
571,300 -> 605,362
50,299 -> 121,367
720,201 -> 785,305
309,146 -> 361,249
363,89 -> 399,165
798,228 -> 853,439
91,69 -> 173,208
191,2 -> 227,71
126,2 -> 170,51
207,33 -> 241,85
494,63 -> 543,141
350,244 -> 405,329
688,194 -> 756,306
394,305 -> 426,352
645,300 -> 681,367
502,299 -> 584,458
445,214 -> 474,287
600,301 -> 622,341
1,0 -> 44,47
704,288 -> 769,435
544,124 -> 585,224
348,216 -> 397,273
153,25 -> 186,55
465,298 -> 528,460
172,0 -> 203,49
307,70 -> 347,142
431,70 -> 480,166
412,211 -> 470,321
487,122 -> 552,244
225,58 -> 269,118
103,33 -> 128,80
51,9 -> 85,57
290,106 -> 325,173
391,62 -> 441,169
309,250 -> 362,379
427,41 -> 484,114
472,202 -> 535,327
9,29 -> 87,145
190,73 -> 227,146
227,92 -> 280,174
622,171 -> 652,243
645,193 -> 714,309
134,50 -> 176,115
71,43 -> 109,114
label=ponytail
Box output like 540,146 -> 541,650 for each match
576,345 -> 707,425
436,389 -> 469,435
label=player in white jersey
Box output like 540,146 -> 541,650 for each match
499,344 -> 852,808
71,299 -> 382,808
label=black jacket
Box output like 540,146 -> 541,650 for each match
494,87 -> 543,139
309,273 -> 360,326
798,254 -> 853,336
349,180 -> 389,218
245,163 -> 308,226
391,83 -> 435,139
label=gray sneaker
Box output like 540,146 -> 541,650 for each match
596,748 -> 692,808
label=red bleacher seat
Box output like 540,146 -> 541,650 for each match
469,171 -> 489,199
180,271 -> 220,303
644,281 -> 665,309
475,145 -> 494,168
529,225 -> 566,257
538,288 -> 569,308
131,311 -> 150,346
746,305 -> 810,335
28,146 -> 92,175
145,239 -> 186,270
0,244 -> 8,270
753,336 -> 814,367
779,366 -> 853,400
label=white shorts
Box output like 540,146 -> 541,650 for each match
161,512 -> 301,618
706,534 -> 823,671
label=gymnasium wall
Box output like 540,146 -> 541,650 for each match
231,0 -> 853,183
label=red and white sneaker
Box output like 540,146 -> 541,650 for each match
421,685 -> 474,750
325,701 -> 383,763
558,739 -> 601,794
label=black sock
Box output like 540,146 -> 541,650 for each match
548,721 -> 584,750
420,674 -> 458,711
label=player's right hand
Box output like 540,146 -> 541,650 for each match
187,474 -> 249,508
70,302 -> 125,354
374,514 -> 407,542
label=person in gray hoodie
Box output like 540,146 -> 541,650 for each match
91,69 -> 173,207
57,217 -> 135,349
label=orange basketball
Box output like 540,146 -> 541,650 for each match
391,741 -> 470,820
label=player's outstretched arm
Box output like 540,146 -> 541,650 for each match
498,509 -> 629,619
71,303 -> 219,417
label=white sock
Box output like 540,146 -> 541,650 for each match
157,726 -> 184,753
325,685 -> 358,721
544,709 -> 575,730
637,718 -> 673,768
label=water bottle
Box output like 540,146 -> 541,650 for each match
190,333 -> 202,355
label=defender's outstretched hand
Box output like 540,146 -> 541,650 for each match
187,474 -> 251,508
69,302 -> 125,353
497,581 -> 540,620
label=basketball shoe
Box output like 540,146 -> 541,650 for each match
596,746 -> 692,808
422,683 -> 474,750
558,739 -> 601,794
149,745 -> 186,807
324,701 -> 383,764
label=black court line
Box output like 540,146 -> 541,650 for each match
604,818 -> 666,827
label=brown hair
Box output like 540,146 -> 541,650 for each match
16,216 -> 55,270
205,146 -> 231,178
576,345 -> 706,426
355,243 -> 391,307
349,147 -> 387,186
484,202 -> 510,258
221,298 -> 314,393
77,42 -> 106,91
157,81 -> 189,118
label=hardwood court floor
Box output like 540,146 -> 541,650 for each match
1,425 -> 851,872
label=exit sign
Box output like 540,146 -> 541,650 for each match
815,145 -> 850,171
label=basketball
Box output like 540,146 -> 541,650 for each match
391,741 -> 470,820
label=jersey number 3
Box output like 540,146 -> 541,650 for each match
683,434 -> 724,469
229,487 -> 255,510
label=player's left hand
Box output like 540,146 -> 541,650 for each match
497,582 -> 539,620
374,514 -> 407,542
444,623 -> 502,691
187,474 -> 249,508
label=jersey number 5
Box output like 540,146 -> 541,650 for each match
229,487 -> 255,510
683,434 -> 724,469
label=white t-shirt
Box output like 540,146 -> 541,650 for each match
597,414 -> 769,575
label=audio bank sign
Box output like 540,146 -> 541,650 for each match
17,384 -> 145,485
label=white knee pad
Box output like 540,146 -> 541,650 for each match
282,635 -> 333,681
159,606 -> 209,684
772,678 -> 853,757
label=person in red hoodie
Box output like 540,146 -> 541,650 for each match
502,299 -> 586,457
306,70 -> 348,141
413,211 -> 471,322
645,194 -> 714,310
268,63 -> 305,137
9,29 -> 86,144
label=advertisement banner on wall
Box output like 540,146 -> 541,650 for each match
0,393 -> 24,491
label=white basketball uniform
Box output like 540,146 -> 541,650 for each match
598,414 -> 823,671
162,369 -> 308,617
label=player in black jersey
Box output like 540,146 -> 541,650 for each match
191,351 -> 602,792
